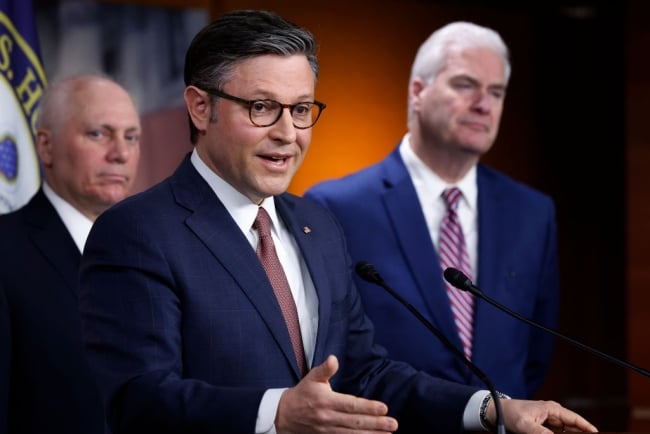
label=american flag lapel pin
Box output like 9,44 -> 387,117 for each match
303,226 -> 312,234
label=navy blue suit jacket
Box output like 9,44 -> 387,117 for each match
0,190 -> 105,434
78,154 -> 479,434
304,147 -> 560,399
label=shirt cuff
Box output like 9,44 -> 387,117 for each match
256,388 -> 287,434
464,390 -> 492,431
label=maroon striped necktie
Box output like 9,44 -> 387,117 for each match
439,187 -> 475,360
254,207 -> 308,376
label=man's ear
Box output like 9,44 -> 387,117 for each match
184,85 -> 213,134
409,77 -> 427,114
36,129 -> 54,167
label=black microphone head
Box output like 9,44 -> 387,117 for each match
443,267 -> 473,291
355,261 -> 383,284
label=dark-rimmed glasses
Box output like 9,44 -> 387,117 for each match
204,88 -> 326,129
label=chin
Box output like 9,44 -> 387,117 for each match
98,190 -> 130,206
264,177 -> 292,195
461,140 -> 493,154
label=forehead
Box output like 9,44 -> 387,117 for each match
226,54 -> 316,99
69,84 -> 140,125
440,47 -> 506,83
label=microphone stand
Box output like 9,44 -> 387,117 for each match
356,262 -> 507,434
444,267 -> 650,379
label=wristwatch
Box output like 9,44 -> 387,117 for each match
479,391 -> 511,430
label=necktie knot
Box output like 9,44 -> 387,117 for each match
442,187 -> 462,212
254,207 -> 272,240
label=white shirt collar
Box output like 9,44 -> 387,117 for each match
399,133 -> 478,210
42,182 -> 93,253
189,149 -> 281,236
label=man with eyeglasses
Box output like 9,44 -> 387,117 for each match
77,10 -> 596,434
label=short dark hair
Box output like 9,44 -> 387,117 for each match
184,9 -> 319,143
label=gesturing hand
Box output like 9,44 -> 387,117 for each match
275,355 -> 399,434
491,399 -> 598,434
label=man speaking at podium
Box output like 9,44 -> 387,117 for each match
78,10 -> 594,434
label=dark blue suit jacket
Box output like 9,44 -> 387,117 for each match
78,154 -> 479,434
304,147 -> 560,399
0,190 -> 105,434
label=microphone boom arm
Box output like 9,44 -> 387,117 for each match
444,267 -> 650,379
355,262 -> 506,434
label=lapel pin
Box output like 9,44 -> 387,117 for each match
303,226 -> 312,234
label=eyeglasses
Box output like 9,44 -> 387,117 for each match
204,88 -> 326,129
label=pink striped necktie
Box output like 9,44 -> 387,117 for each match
439,187 -> 475,360
254,207 -> 308,377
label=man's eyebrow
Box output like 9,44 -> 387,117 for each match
95,124 -> 142,134
452,74 -> 507,91
488,83 -> 507,92
450,74 -> 479,84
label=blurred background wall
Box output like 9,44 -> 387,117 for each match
33,0 -> 650,430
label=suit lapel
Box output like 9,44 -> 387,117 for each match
380,150 -> 465,351
171,157 -> 304,377
24,190 -> 81,298
472,166 -> 508,359
275,197 -> 332,365
476,166 -> 505,293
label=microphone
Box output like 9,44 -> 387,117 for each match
443,267 -> 650,379
355,261 -> 506,434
